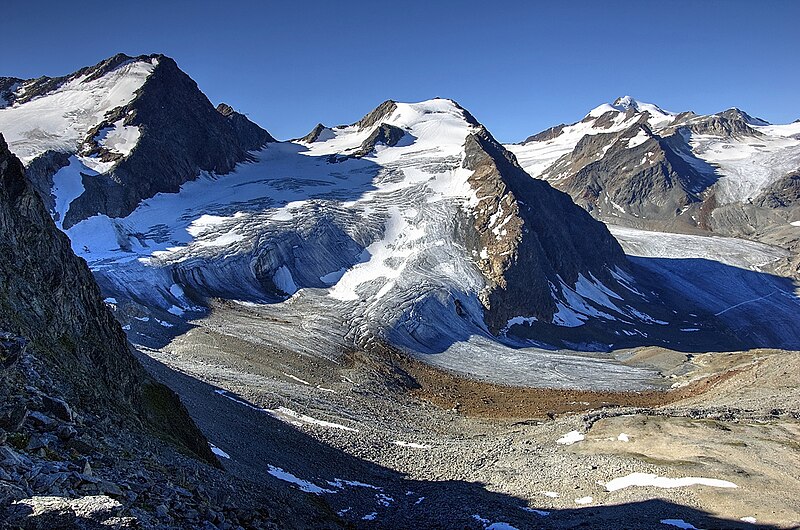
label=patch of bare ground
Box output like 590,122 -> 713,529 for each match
350,342 -> 751,419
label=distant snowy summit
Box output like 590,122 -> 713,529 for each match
506,95 -> 800,235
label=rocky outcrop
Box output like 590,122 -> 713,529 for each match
0,134 -> 215,463
541,121 -> 715,225
521,123 -> 566,144
299,123 -> 329,143
755,169 -> 800,208
23,150 -> 71,218
462,126 -> 628,332
352,123 -> 407,157
216,102 -> 276,149
354,100 -> 397,129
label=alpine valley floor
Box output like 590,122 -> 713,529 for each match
98,225 -> 798,529
134,303 -> 800,529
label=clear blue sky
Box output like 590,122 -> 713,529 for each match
2,0 -> 798,142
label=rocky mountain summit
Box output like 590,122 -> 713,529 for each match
0,54 -> 274,228
507,97 -> 800,277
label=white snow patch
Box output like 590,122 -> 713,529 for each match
552,302 -> 588,327
626,129 -> 650,148
504,316 -> 537,330
320,267 -> 347,284
215,389 -> 358,431
556,431 -> 585,445
196,231 -> 244,248
268,407 -> 359,432
103,297 -> 117,304
96,119 -> 141,157
604,473 -> 738,492
617,433 -> 630,442
266,465 -> 335,494
521,507 -> 551,516
283,373 -> 310,385
740,516 -> 757,524
209,443 -> 230,459
328,479 -> 381,491
392,441 -> 431,449
660,519 -> 699,530
362,512 -> 377,521
575,496 -> 593,505
542,491 -> 559,498
376,493 -> 394,507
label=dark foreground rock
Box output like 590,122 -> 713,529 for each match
0,135 -> 341,528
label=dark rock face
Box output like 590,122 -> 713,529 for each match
756,170 -> 800,208
542,121 -> 715,224
355,100 -> 397,129
0,134 -> 215,464
353,123 -> 407,157
685,111 -> 760,137
216,102 -> 276,149
299,123 -> 329,143
24,150 -> 71,219
462,126 -> 628,332
521,123 -> 566,144
0,78 -> 22,108
33,54 -> 275,228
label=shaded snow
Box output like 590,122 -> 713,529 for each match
660,519 -> 699,530
266,465 -> 335,494
50,157 -> 87,228
208,443 -> 231,459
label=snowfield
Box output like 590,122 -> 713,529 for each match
0,58 -> 156,163
610,225 -> 800,349
690,121 -> 800,204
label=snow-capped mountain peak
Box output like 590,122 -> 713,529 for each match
0,53 -> 274,227
0,54 -> 159,163
587,96 -> 676,123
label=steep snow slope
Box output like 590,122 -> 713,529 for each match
0,58 -> 156,162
